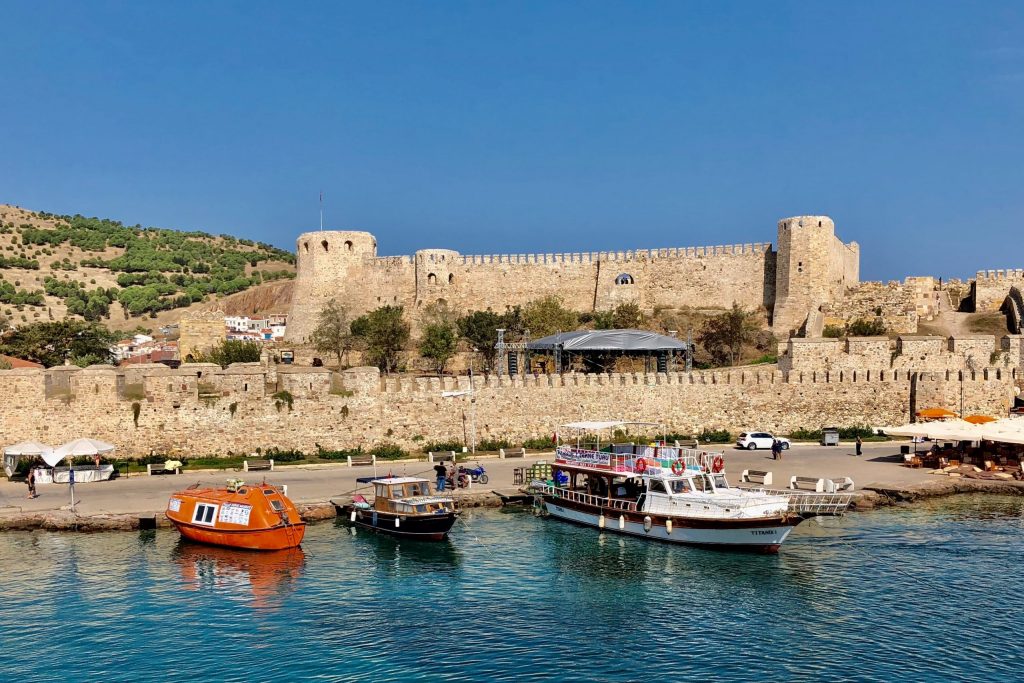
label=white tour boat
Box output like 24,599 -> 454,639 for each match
532,421 -> 852,553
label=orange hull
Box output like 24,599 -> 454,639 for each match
166,482 -> 306,551
174,520 -> 305,551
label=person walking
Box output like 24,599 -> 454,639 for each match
855,435 -> 863,456
433,461 -> 448,491
26,464 -> 37,499
772,438 -> 782,461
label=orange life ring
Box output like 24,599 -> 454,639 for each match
711,455 -> 725,473
635,457 -> 647,473
671,458 -> 685,475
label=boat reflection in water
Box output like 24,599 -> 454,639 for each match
172,541 -> 306,609
335,516 -> 462,578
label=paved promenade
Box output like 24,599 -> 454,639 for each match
0,442 -> 928,519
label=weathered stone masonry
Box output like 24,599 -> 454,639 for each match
285,215 -> 859,341
1,336 -> 1017,456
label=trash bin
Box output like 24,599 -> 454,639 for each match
821,428 -> 840,446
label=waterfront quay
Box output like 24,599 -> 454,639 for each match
3,441 -> 1021,531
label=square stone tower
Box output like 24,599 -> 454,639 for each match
772,216 -> 859,336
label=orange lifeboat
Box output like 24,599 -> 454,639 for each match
166,479 -> 306,550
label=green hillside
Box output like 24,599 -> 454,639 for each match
0,204 -> 295,327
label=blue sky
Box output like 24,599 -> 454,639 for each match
1,1 -> 1021,281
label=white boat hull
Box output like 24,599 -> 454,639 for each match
544,501 -> 796,552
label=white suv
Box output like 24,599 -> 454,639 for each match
736,432 -> 790,450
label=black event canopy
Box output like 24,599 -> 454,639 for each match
525,329 -> 689,353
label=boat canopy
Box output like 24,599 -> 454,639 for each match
527,329 -> 689,352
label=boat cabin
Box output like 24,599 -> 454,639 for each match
358,477 -> 454,515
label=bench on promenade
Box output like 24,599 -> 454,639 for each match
499,447 -> 526,459
789,475 -> 826,493
825,476 -> 855,493
347,453 -> 376,467
243,459 -> 274,472
429,451 -> 457,463
147,463 -> 180,476
740,469 -> 773,486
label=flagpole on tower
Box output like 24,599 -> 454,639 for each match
319,191 -> 324,231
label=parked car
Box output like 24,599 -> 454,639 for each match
736,432 -> 790,450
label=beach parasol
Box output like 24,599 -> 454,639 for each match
916,407 -> 957,421
964,414 -> 997,425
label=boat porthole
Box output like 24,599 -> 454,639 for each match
643,516 -> 652,533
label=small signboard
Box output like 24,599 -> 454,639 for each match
280,350 -> 295,365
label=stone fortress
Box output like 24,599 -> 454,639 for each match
286,216 -> 862,341
4,212 -> 1024,457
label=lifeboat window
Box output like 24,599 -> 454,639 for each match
270,500 -> 284,511
263,489 -> 276,495
237,488 -> 247,494
192,503 -> 218,526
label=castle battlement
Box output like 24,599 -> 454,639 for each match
286,215 -> 856,341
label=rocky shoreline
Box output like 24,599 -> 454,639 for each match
0,489 -> 506,532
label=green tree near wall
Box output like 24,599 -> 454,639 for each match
456,310 -> 503,371
351,306 -> 410,373
698,304 -> 758,367
192,339 -> 263,367
522,295 -> 578,338
0,320 -> 118,367
309,298 -> 352,366
419,323 -> 458,374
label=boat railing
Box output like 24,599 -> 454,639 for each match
743,487 -> 855,516
535,483 -> 638,512
555,445 -> 720,475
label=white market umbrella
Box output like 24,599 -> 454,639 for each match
880,424 -> 933,439
978,422 -> 1024,445
922,420 -> 985,442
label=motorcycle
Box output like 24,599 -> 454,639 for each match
457,462 -> 489,486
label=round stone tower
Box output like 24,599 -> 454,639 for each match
286,230 -> 377,342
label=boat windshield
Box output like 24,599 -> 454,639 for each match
403,482 -> 431,497
669,478 -> 692,494
691,474 -> 714,493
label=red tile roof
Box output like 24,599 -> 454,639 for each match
0,354 -> 43,369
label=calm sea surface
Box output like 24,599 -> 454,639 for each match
1,496 -> 1023,682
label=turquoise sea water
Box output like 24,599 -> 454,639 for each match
1,496 -> 1023,682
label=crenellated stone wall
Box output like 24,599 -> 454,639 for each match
1,348 -> 1018,457
778,334 -> 1015,374
284,215 -> 860,341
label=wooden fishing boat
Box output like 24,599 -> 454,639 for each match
333,476 -> 458,541
166,479 -> 306,550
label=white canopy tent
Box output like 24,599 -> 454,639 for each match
47,438 -> 116,467
2,441 -> 53,478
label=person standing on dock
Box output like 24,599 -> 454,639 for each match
434,462 -> 448,491
26,464 -> 37,499
855,435 -> 863,456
